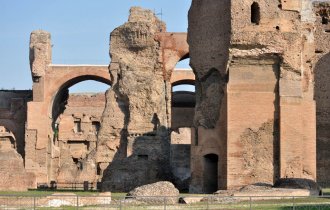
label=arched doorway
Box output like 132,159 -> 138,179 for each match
314,53 -> 330,187
203,153 -> 218,193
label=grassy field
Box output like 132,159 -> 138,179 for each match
0,189 -> 329,197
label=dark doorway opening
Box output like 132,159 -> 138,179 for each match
203,153 -> 218,193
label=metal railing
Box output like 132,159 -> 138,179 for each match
37,181 -> 99,191
0,194 -> 329,209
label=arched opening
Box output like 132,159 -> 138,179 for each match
169,56 -> 195,192
203,153 -> 218,193
51,76 -> 111,129
50,76 -> 110,184
314,53 -> 330,187
68,80 -> 109,93
251,2 -> 260,25
176,55 -> 190,68
171,57 -> 195,129
172,83 -> 195,107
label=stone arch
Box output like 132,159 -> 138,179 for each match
155,32 -> 189,80
25,64 -> 112,183
172,79 -> 195,108
45,69 -> 111,184
172,79 -> 195,87
171,72 -> 195,86
314,53 -> 330,186
179,53 -> 190,62
49,74 -> 111,127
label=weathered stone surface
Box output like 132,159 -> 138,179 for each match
47,192 -> 111,207
239,120 -> 279,185
0,91 -> 31,157
101,135 -> 171,192
25,38 -> 111,183
1,1 -> 328,194
0,7 -> 193,192
188,0 -> 230,129
274,178 -> 321,196
188,0 -> 317,193
0,148 -> 35,191
127,181 -> 179,204
99,7 -> 173,192
214,183 -> 317,197
29,30 -> 51,78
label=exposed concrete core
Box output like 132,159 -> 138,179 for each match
29,30 -> 51,79
97,7 -> 171,191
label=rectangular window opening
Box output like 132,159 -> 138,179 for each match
138,154 -> 149,160
74,120 -> 82,133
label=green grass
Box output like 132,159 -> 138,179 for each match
0,189 -> 330,209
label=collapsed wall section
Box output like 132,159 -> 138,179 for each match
0,90 -> 32,157
0,91 -> 35,191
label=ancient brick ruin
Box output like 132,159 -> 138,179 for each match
0,1 -> 329,193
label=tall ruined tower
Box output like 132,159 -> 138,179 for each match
26,30 -> 52,183
97,7 -> 172,191
188,0 -> 316,193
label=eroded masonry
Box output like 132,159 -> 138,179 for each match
0,1 -> 330,193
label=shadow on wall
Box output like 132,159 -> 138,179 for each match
314,53 -> 330,187
100,125 -> 172,192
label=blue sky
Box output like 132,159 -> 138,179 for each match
0,0 -> 191,92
